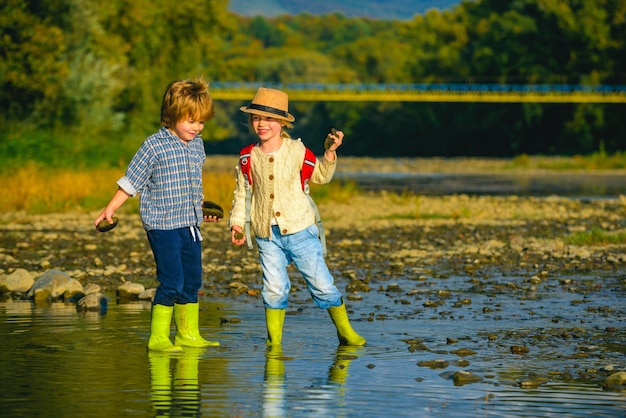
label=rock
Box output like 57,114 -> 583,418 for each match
511,345 -> 529,354
33,288 -> 52,303
228,281 -> 248,294
139,288 -> 156,301
83,283 -> 101,295
63,279 -> 86,302
603,371 -> 626,389
452,370 -> 483,385
116,281 -> 145,301
27,269 -> 81,301
519,375 -> 548,388
0,268 -> 34,294
77,293 -> 108,313
346,281 -> 371,292
417,359 -> 449,369
451,348 -> 476,356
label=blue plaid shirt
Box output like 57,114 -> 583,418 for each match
117,127 -> 205,231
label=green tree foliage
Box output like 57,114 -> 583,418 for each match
1,0 -> 70,121
0,0 -> 624,165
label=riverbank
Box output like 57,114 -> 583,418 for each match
1,193 -> 625,294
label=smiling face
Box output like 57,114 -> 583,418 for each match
170,116 -> 205,142
251,114 -> 283,144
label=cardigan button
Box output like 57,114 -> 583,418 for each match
270,194 -> 274,199
282,229 -> 288,234
269,175 -> 274,180
269,157 -> 274,163
275,211 -> 281,217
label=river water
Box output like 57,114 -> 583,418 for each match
336,171 -> 626,197
2,271 -> 625,417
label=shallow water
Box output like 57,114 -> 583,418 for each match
2,271 -> 625,417
337,172 -> 626,197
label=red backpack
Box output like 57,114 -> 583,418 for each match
238,142 -> 327,255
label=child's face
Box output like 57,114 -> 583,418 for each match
252,115 -> 282,142
170,117 -> 205,142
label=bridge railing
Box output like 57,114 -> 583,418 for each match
209,82 -> 626,103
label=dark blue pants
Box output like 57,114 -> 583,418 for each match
147,227 -> 202,306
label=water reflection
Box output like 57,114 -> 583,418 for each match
149,350 -> 202,417
262,344 -> 366,418
263,345 -> 287,417
1,286 -> 625,417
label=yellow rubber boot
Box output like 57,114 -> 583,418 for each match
148,304 -> 183,352
327,301 -> 366,346
265,308 -> 286,345
174,303 -> 220,347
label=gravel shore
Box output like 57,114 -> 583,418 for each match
1,193 -> 624,294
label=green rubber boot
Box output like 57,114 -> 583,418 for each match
327,301 -> 366,346
148,304 -> 183,352
174,303 -> 220,347
265,308 -> 286,345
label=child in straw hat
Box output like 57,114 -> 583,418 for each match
228,87 -> 366,346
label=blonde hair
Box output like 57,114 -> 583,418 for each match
248,114 -> 293,138
161,77 -> 215,128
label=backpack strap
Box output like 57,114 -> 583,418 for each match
301,147 -> 317,194
239,143 -> 255,249
239,143 -> 255,187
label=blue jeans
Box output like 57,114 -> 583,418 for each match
256,224 -> 343,309
147,227 -> 202,306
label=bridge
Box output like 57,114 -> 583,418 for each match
210,82 -> 626,103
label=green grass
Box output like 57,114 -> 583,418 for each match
509,150 -> 626,171
563,228 -> 626,246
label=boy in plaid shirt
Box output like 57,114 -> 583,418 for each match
95,78 -> 220,352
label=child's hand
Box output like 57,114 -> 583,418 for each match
203,201 -> 224,217
231,226 -> 246,245
202,201 -> 223,223
203,214 -> 222,223
94,210 -> 118,232
324,128 -> 343,152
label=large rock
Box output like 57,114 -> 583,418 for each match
27,269 -> 84,302
0,269 -> 34,294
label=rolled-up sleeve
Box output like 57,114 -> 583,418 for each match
116,176 -> 137,197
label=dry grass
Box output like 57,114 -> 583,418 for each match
2,154 -> 625,214
0,162 -> 237,214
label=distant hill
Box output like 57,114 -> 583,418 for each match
228,0 -> 461,20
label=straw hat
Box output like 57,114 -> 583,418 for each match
239,87 -> 295,122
